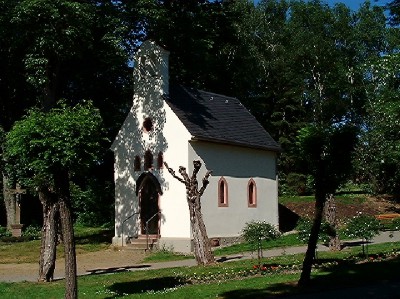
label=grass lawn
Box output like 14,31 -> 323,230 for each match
1,241 -> 400,298
0,226 -> 112,264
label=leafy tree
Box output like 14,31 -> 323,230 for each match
354,52 -> 400,194
279,0 -> 388,286
4,101 -> 105,298
296,124 -> 358,286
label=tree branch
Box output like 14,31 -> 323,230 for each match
179,166 -> 190,183
163,162 -> 186,185
199,170 -> 212,196
191,160 -> 201,181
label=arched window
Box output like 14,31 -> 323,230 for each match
142,117 -> 153,133
157,152 -> 164,169
218,177 -> 228,207
248,179 -> 257,207
134,155 -> 141,171
144,150 -> 153,170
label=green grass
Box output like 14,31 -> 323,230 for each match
213,233 -> 303,257
279,195 -> 316,204
0,226 -> 112,264
1,241 -> 400,298
143,249 -> 193,263
142,233 -> 304,263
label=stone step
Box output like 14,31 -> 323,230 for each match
126,235 -> 159,251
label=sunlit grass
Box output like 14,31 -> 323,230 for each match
0,226 -> 112,264
1,241 -> 400,298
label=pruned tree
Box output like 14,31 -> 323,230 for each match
164,160 -> 214,265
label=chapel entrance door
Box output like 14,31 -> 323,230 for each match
138,174 -> 160,235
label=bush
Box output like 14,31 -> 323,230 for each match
386,217 -> 400,231
344,214 -> 381,257
296,217 -> 333,244
0,226 -> 11,238
344,214 -> 381,241
242,221 -> 281,244
23,224 -> 41,240
241,221 -> 280,266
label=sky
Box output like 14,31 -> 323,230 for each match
325,0 -> 388,11
254,1 -> 389,11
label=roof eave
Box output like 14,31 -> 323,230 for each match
190,136 -> 281,153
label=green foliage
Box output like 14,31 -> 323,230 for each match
22,224 -> 41,240
71,181 -> 114,227
296,218 -> 333,244
345,214 -> 381,241
242,221 -> 281,244
354,52 -> 400,194
280,173 -> 314,196
389,217 -> 400,231
242,220 -> 280,265
0,226 -> 11,238
4,101 -> 106,189
296,124 -> 358,193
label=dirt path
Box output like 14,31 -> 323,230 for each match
0,248 -> 145,282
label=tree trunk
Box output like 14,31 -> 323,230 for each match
55,170 -> 77,299
38,188 -> 59,282
298,185 -> 326,287
189,199 -> 215,265
3,175 -> 15,230
164,161 -> 214,266
325,194 -> 341,251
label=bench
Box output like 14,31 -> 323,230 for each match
375,213 -> 400,220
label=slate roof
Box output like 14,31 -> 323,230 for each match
164,85 -> 280,152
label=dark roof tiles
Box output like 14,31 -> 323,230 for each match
164,85 -> 280,152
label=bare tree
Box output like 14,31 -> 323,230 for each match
164,160 -> 215,265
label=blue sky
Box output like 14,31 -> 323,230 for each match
254,1 -> 389,11
325,0 -> 388,11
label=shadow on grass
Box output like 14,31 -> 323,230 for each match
106,276 -> 187,298
220,256 -> 400,298
86,265 -> 150,275
74,229 -> 113,244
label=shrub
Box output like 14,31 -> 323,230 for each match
23,224 -> 41,240
0,226 -> 11,238
387,217 -> 400,231
344,214 -> 381,256
241,221 -> 280,266
296,217 -> 333,244
344,214 -> 381,241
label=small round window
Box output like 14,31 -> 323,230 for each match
143,117 -> 153,133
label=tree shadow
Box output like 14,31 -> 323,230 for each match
220,256 -> 400,298
74,229 -> 113,244
86,264 -> 150,275
278,203 -> 300,232
105,276 -> 187,298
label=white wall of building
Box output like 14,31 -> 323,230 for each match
112,41 -> 279,251
188,141 -> 279,238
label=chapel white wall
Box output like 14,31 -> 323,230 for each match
112,41 -> 193,245
188,141 -> 279,238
